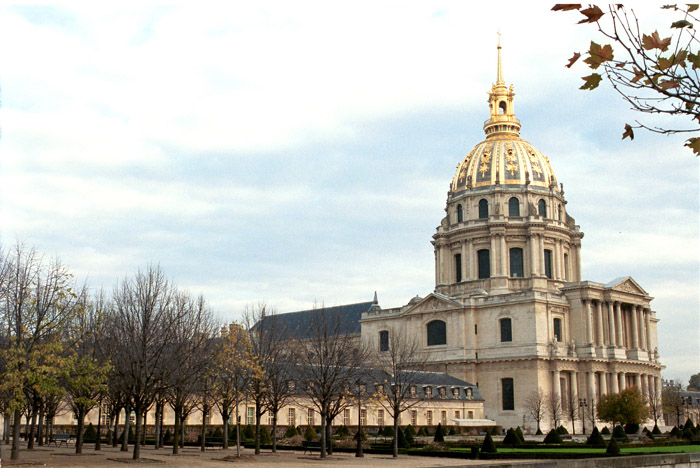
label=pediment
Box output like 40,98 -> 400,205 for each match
404,293 -> 461,314
606,276 -> 648,296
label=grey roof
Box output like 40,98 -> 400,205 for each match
259,301 -> 373,340
605,277 -> 630,288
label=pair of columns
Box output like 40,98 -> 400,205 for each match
583,299 -> 651,350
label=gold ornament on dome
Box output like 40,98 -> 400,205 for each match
504,145 -> 518,176
479,148 -> 491,178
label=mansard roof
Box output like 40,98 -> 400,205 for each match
258,301 -> 373,340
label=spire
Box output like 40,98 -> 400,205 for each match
496,31 -> 504,85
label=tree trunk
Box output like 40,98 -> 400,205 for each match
27,405 -> 37,450
132,406 -> 142,460
355,400 -> 363,457
272,412 -> 278,452
235,405 -> 241,458
173,406 -> 181,455
392,410 -> 399,458
121,408 -> 130,452
142,411 -> 147,446
254,403 -> 262,455
37,406 -> 44,447
11,407 -> 21,460
200,406 -> 207,452
154,403 -> 161,449
75,408 -> 85,454
180,415 -> 185,447
95,405 -> 102,451
326,417 -> 333,455
319,410 -> 327,458
222,404 -> 229,450
112,407 -> 121,447
4,413 -> 11,444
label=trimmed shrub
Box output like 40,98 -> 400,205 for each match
612,425 -> 628,441
515,426 -> 525,444
448,426 -> 457,436
433,423 -> 444,442
260,426 -> 272,444
83,423 -> 97,443
601,426 -> 611,435
543,429 -> 563,444
404,428 -> 414,445
624,423 -> 640,434
684,418 -> 696,431
417,426 -> 427,436
404,424 -> 416,438
212,427 -> 223,439
652,424 -> 662,434
481,433 -> 497,453
556,425 -> 569,435
489,426 -> 501,435
303,426 -> 317,441
682,426 -> 698,440
335,425 -> 350,438
670,426 -> 681,437
284,425 -> 297,439
243,424 -> 254,439
164,429 -> 172,444
606,436 -> 620,455
535,428 -> 543,435
397,427 -> 410,448
586,427 -> 605,446
502,428 -> 520,445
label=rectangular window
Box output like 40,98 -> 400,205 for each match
425,387 -> 432,398
564,253 -> 569,281
247,407 -> 254,425
377,409 -> 384,427
502,378 -> 515,411
474,324 -> 477,334
455,410 -> 461,419
544,249 -> 553,279
307,408 -> 315,426
410,410 -> 418,426
500,318 -> 512,342
426,410 -> 433,426
478,249 -> 490,279
379,330 -> 389,352
553,318 -> 562,342
509,247 -> 524,278
288,408 -> 296,426
360,409 -> 367,426
410,386 -> 417,397
468,411 -> 474,419
455,253 -> 462,282
441,410 -> 447,425
343,408 -> 350,426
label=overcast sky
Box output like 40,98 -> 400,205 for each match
0,3 -> 697,384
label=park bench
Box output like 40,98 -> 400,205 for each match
50,434 -> 73,447
206,437 -> 224,448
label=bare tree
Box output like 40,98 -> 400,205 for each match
546,392 -> 564,430
374,326 -> 428,458
647,383 -> 663,427
566,392 -> 579,435
263,347 -> 295,453
663,384 -> 684,427
295,307 -> 368,459
524,389 -> 547,434
110,265 -> 184,460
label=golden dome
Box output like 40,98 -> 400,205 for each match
451,38 -> 559,193
451,137 -> 559,192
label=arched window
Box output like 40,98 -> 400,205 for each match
456,204 -> 463,223
500,318 -> 512,342
478,199 -> 489,219
499,101 -> 506,114
379,330 -> 389,352
538,199 -> 547,217
509,248 -> 524,278
543,249 -> 553,279
427,320 -> 447,346
477,249 -> 490,279
454,254 -> 462,282
508,197 -> 520,217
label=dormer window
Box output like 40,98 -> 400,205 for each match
439,387 -> 446,398
425,386 -> 432,398
452,388 -> 460,398
410,386 -> 417,397
466,388 -> 473,399
287,380 -> 295,391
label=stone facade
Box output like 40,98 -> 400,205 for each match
361,43 -> 663,432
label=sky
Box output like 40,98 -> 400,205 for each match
0,3 -> 697,384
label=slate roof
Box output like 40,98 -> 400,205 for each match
257,301 -> 373,340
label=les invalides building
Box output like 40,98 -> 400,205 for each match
360,43 -> 664,431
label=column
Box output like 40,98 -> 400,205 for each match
528,235 -> 537,276
634,373 -> 641,390
571,371 -> 579,401
469,241 -> 477,279
553,370 -> 562,400
490,236 -> 498,276
644,309 -> 652,351
600,372 -> 608,396
630,305 -> 639,348
611,372 -> 619,393
641,373 -> 648,400
596,301 -> 604,346
615,302 -> 624,347
636,306 -> 644,350
574,244 -> 582,281
607,302 -> 616,346
587,372 -> 596,402
500,234 -> 507,277
619,372 -> 627,391
553,241 -> 561,279
584,300 -> 593,344
538,235 -> 544,276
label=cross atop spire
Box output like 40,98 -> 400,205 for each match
496,31 -> 504,85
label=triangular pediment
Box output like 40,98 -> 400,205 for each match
404,293 -> 461,314
606,276 -> 648,296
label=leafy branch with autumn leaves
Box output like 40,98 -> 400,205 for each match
554,4 -> 700,155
